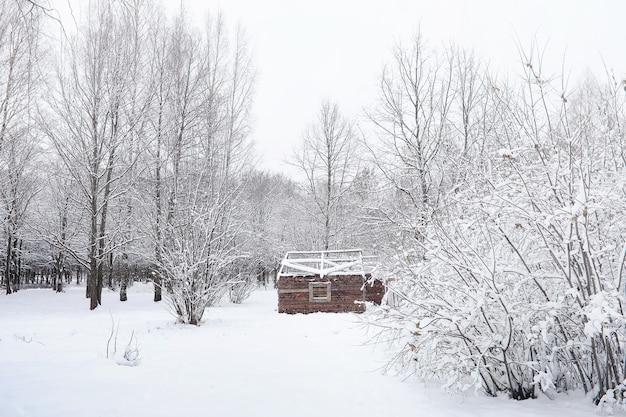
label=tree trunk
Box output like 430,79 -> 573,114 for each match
5,234 -> 12,294
14,238 -> 22,290
120,253 -> 128,302
153,276 -> 162,302
153,99 -> 164,303
108,252 -> 114,289
95,148 -> 115,307
51,267 -> 57,291
56,205 -> 68,293
89,189 -> 99,308
88,260 -> 97,308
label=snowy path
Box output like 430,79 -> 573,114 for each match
0,285 -> 598,417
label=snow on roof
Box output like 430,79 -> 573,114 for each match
278,249 -> 367,278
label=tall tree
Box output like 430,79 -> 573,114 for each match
143,7 -> 172,303
365,33 -> 457,251
43,1 -> 143,309
148,12 -> 256,324
292,100 -> 358,250
115,0 -> 154,301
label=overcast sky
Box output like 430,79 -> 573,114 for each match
51,0 -> 626,176
178,0 -> 624,175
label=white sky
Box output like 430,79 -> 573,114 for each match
183,0 -> 625,176
51,0 -> 626,176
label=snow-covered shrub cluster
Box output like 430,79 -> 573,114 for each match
228,278 -> 256,304
366,38 -> 626,403
157,201 -> 239,325
225,259 -> 260,304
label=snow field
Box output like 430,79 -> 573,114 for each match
0,284 -> 599,417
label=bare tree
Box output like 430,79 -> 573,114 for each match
43,1 -> 144,309
116,0 -> 154,301
292,100 -> 358,250
142,7 -> 172,303
365,32 -> 456,250
0,1 -> 43,294
145,12 -> 255,324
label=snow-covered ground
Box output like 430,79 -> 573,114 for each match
0,284 -> 600,417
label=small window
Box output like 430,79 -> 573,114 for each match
309,282 -> 331,302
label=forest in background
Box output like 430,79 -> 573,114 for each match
1,0 -> 625,408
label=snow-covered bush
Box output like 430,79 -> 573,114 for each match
228,277 -> 256,304
366,41 -> 626,403
374,164 -> 625,399
226,258 -> 261,304
158,206 -> 236,325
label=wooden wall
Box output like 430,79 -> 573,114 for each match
364,278 -> 385,305
278,274 -> 366,314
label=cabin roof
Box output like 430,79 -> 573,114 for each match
278,249 -> 368,278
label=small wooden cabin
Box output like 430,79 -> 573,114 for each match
277,249 -> 383,314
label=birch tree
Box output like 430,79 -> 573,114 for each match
367,34 -> 452,206
292,100 -> 358,250
43,1 -> 144,309
142,7 -> 172,303
148,13 -> 255,325
115,0 -> 154,301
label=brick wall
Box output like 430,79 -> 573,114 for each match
278,274 -> 366,314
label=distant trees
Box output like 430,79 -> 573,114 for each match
42,171 -> 76,293
238,170 -> 301,289
0,1 -> 44,294
0,130 -> 40,294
